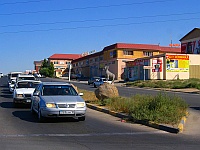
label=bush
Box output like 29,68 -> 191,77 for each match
130,93 -> 188,125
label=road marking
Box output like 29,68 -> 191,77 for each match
0,131 -> 167,138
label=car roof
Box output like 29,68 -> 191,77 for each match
18,74 -> 35,77
42,82 -> 71,86
17,80 -> 41,83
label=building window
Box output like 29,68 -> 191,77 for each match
110,50 -> 117,58
123,50 -> 134,55
54,61 -> 58,64
86,59 -> 89,65
60,61 -> 64,64
99,56 -> 103,61
143,51 -> 153,56
95,58 -> 99,62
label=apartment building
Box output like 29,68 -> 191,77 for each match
72,43 -> 181,80
48,54 -> 82,77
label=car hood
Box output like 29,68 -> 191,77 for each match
15,88 -> 35,94
42,96 -> 85,103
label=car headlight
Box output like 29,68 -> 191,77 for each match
46,103 -> 56,108
76,102 -> 85,108
16,94 -> 23,97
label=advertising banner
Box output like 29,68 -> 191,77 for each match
166,55 -> 189,72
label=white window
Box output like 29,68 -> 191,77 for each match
123,50 -> 134,55
143,51 -> 153,56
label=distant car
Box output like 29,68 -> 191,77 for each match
16,74 -> 36,83
13,80 -> 41,107
8,79 -> 16,93
8,71 -> 22,83
33,73 -> 41,78
93,78 -> 112,88
31,82 -> 86,122
0,72 -> 3,78
88,77 -> 100,85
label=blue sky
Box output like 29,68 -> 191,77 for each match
0,0 -> 199,74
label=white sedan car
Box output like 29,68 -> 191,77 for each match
13,80 -> 41,107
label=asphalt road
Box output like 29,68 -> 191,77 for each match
0,76 -> 200,150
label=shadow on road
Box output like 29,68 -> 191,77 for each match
0,102 -> 31,109
12,110 -> 80,123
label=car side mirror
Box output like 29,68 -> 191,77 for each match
33,91 -> 40,96
79,93 -> 83,96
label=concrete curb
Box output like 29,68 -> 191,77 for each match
86,103 -> 188,134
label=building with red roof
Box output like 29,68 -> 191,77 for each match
48,54 -> 82,77
72,43 -> 181,80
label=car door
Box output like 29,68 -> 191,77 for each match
32,84 -> 41,111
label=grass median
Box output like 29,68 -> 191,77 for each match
79,88 -> 188,126
125,78 -> 200,89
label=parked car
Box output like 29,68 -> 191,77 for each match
88,77 -> 100,85
93,78 -> 112,88
13,80 -> 41,107
31,82 -> 86,122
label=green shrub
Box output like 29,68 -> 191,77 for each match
130,92 -> 188,125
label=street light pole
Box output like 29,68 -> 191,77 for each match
68,64 -> 72,82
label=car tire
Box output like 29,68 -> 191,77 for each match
13,99 -> 18,108
38,107 -> 45,123
78,116 -> 85,121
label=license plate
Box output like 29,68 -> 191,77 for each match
60,110 -> 74,114
26,100 -> 31,102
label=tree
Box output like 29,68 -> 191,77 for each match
48,62 -> 55,77
41,59 -> 48,68
39,59 -> 54,77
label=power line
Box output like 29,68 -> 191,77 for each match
1,11 -> 199,28
0,0 -> 176,15
0,17 -> 198,34
0,0 -> 53,6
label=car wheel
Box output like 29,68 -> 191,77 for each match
13,99 -> 18,108
38,107 -> 45,123
78,116 -> 85,121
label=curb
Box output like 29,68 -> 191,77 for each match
86,103 -> 188,134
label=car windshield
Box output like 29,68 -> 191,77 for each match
17,82 -> 40,88
42,85 -> 78,96
18,77 -> 35,80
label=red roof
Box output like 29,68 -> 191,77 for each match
159,46 -> 181,53
48,54 -> 82,60
103,43 -> 181,53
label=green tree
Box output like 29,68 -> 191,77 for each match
48,62 -> 55,77
39,59 -> 54,77
41,59 -> 48,68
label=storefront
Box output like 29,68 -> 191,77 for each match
125,53 -> 190,81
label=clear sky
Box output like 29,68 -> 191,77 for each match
0,0 -> 199,74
